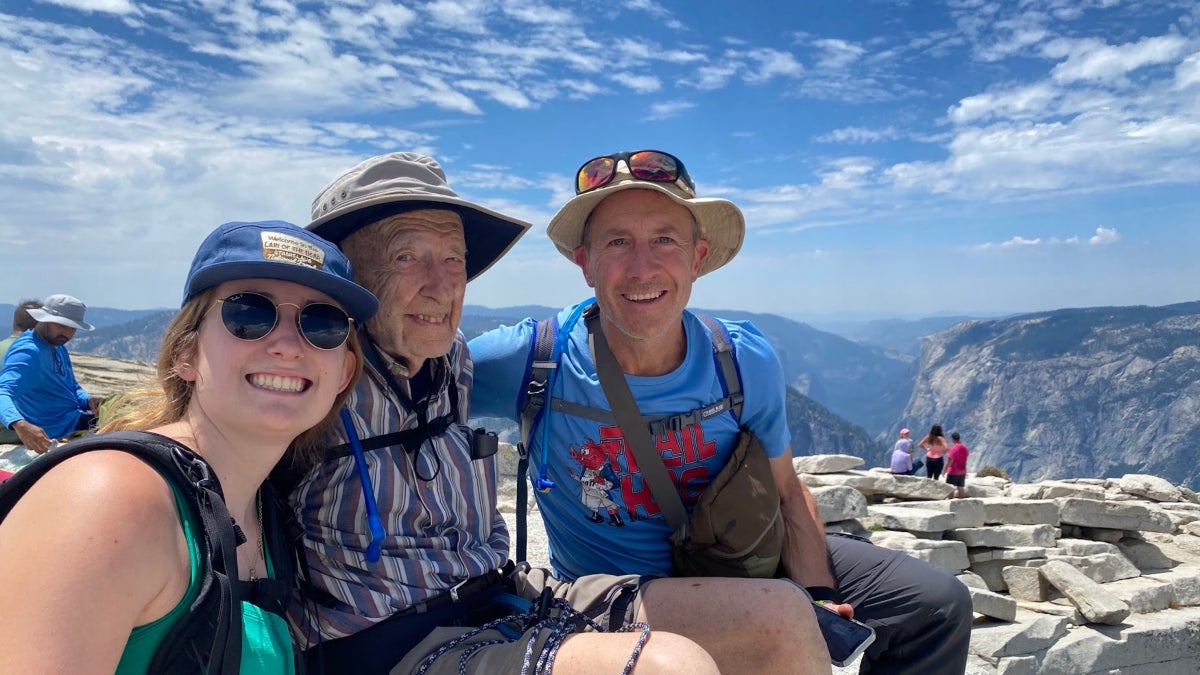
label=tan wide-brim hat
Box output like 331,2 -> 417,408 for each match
308,152 -> 531,282
546,161 -> 745,276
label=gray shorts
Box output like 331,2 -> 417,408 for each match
390,567 -> 649,675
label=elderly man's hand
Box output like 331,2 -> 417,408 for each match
87,395 -> 102,414
12,420 -> 53,455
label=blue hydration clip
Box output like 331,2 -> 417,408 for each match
534,297 -> 596,492
340,407 -> 385,563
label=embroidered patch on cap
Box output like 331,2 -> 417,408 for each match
260,231 -> 325,269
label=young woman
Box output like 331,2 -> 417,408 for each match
918,423 -> 949,481
0,221 -> 376,674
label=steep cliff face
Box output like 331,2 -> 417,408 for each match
786,388 -> 885,459
901,303 -> 1200,489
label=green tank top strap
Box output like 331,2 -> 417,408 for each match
115,479 -> 295,674
114,479 -> 202,674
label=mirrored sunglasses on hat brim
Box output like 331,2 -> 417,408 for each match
575,150 -> 696,197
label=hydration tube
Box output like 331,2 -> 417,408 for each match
534,297 -> 596,491
340,407 -> 386,563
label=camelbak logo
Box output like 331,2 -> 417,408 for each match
701,403 -> 726,419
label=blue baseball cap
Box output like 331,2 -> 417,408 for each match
183,220 -> 379,323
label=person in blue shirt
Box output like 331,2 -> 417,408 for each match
471,149 -> 973,673
0,299 -> 43,445
0,294 -> 99,453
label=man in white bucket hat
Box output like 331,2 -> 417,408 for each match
471,150 -> 972,673
285,152 -> 721,675
0,294 -> 99,454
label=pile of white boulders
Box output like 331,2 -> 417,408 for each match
798,455 -> 1200,674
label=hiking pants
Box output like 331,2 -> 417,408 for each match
827,534 -> 972,675
925,457 -> 945,481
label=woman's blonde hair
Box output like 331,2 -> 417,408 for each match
102,288 -> 364,468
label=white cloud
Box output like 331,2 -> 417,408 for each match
970,227 -> 1121,251
743,48 -> 803,83
816,126 -> 902,143
40,0 -> 139,15
621,0 -> 683,30
816,157 -> 877,190
688,62 -> 738,90
1089,226 -> 1119,245
424,0 -> 491,34
646,99 -> 694,120
1049,35 -> 1189,84
457,79 -> 534,108
502,0 -> 576,26
1174,51 -> 1200,90
609,72 -> 661,93
681,48 -> 801,90
948,82 -> 1059,124
812,38 -> 864,70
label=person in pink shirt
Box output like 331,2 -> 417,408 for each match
917,423 -> 948,480
945,432 -> 970,498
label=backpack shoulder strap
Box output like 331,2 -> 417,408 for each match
0,431 -> 244,675
514,316 -> 558,562
518,316 -> 559,450
696,313 -> 744,423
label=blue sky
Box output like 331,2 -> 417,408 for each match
2,0 -> 1197,320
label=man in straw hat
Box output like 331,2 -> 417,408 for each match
470,149 -> 972,673
0,294 -> 99,454
284,152 -> 723,675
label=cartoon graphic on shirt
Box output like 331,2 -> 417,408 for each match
569,438 -> 625,527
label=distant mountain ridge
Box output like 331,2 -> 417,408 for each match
47,299 -> 1200,488
71,310 -> 174,364
61,304 -> 899,456
902,301 -> 1200,489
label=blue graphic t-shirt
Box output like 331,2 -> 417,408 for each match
470,304 -> 790,580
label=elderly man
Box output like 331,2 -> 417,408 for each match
0,294 -> 99,454
469,149 -> 973,673
285,153 -> 724,675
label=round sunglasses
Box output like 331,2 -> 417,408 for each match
216,292 -> 353,350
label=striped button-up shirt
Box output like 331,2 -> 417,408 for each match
287,332 -> 509,644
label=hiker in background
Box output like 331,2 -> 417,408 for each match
918,423 -> 949,480
0,299 -> 42,444
946,432 -> 970,499
470,149 -> 972,673
890,427 -> 923,476
0,294 -> 100,454
0,221 -> 373,672
285,152 -> 721,675
0,299 -> 41,360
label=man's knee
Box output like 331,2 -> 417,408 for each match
918,568 -> 972,643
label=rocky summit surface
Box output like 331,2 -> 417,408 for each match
7,355 -> 1200,673
496,446 -> 1200,674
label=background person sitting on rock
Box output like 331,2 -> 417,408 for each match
890,427 -> 923,476
0,299 -> 42,444
0,299 -> 42,361
0,294 -> 99,454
